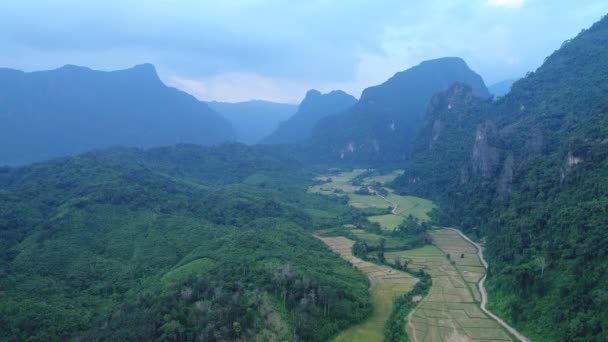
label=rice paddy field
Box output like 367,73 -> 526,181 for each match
309,170 -> 435,230
388,229 -> 513,342
308,169 -> 366,195
350,228 -> 414,249
316,235 -> 417,342
361,169 -> 404,185
313,171 -> 513,341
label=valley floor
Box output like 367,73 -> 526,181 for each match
402,229 -> 513,342
311,169 -> 529,342
315,235 -> 417,342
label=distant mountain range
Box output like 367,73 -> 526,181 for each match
488,79 -> 517,97
0,64 -> 234,165
208,100 -> 296,144
261,89 -> 357,144
308,57 -> 490,164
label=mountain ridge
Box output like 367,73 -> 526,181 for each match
0,64 -> 235,165
261,89 -> 357,144
308,57 -> 490,164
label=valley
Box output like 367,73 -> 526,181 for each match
2,7 -> 607,341
312,169 -> 528,342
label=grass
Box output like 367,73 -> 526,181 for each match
161,258 -> 216,285
334,282 -> 412,342
361,170 -> 404,185
385,245 -> 444,259
386,192 -> 435,222
350,229 -> 413,249
309,169 -> 367,196
347,194 -> 391,209
309,170 -> 436,231
368,214 -> 404,231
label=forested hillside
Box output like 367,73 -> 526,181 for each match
309,57 -> 489,165
0,144 -> 372,341
393,15 -> 608,341
0,64 -> 234,165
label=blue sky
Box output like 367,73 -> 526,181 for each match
1,0 -> 607,103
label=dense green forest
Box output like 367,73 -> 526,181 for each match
393,15 -> 608,341
0,144 -> 373,341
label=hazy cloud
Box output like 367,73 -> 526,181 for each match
486,0 -> 525,9
0,0 -> 606,102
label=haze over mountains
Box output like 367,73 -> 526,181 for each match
261,89 -> 357,144
488,79 -> 517,97
208,100 -> 296,144
0,64 -> 234,165
309,57 -> 490,163
1,11 -> 608,341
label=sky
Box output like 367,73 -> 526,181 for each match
1,0 -> 607,103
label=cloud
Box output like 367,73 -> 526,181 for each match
1,0 -> 607,103
486,0 -> 525,9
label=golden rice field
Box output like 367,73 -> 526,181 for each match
386,229 -> 513,342
316,235 -> 417,342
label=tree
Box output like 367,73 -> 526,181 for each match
377,251 -> 385,263
232,322 -> 241,338
535,256 -> 547,278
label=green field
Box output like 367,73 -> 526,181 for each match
348,194 -> 391,209
310,169 -> 436,231
361,170 -> 404,185
335,282 -> 412,342
368,214 -> 404,231
350,228 -> 413,249
385,245 -> 444,259
387,192 -> 435,222
317,236 -> 417,342
404,229 -> 513,342
309,169 -> 366,195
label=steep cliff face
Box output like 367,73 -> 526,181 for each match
309,57 -> 489,164
393,15 -> 608,341
393,83 -> 493,197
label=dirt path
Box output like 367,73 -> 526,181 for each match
368,187 -> 399,214
446,228 -> 531,342
406,309 -> 419,342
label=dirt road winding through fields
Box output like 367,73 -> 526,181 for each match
368,187 -> 399,214
447,228 -> 531,342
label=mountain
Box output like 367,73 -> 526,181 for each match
309,57 -> 490,164
0,143 -> 371,341
207,100 -> 297,144
488,79 -> 517,97
261,89 -> 357,144
0,64 -> 234,165
393,15 -> 608,341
